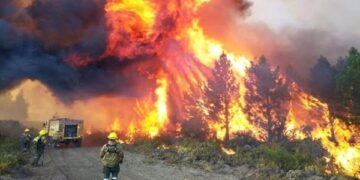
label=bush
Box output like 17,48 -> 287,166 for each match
261,144 -> 300,171
259,142 -> 323,172
128,138 -> 161,154
127,137 -> 327,176
181,119 -> 209,140
189,140 -> 221,162
0,137 -> 26,173
230,133 -> 260,147
233,146 -> 262,166
0,120 -> 23,138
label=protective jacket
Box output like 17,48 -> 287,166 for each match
33,135 -> 47,152
100,141 -> 124,167
22,133 -> 32,144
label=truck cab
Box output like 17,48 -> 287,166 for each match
46,118 -> 84,147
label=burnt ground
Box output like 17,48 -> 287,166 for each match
0,147 -> 241,180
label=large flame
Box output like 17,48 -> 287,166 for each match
104,0 -> 156,58
136,75 -> 168,138
4,0 -> 360,178
108,73 -> 168,140
288,86 -> 360,177
108,0 -> 360,176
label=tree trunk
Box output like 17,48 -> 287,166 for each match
277,117 -> 286,142
267,115 -> 273,142
224,96 -> 230,145
224,93 -> 230,145
266,97 -> 273,143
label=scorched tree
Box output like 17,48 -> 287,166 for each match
245,56 -> 291,142
205,53 -> 240,144
182,90 -> 209,140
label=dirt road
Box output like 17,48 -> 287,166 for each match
8,147 -> 240,180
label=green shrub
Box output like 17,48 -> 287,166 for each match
189,140 -> 221,162
258,143 -> 321,171
0,137 -> 26,172
233,146 -> 262,166
127,138 -> 327,176
261,144 -> 300,170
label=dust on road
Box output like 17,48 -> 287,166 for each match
11,147 -> 239,180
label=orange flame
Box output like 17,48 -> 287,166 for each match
221,146 -> 236,155
137,75 -> 168,138
104,74 -> 168,142
104,0 -> 156,57
5,0 -> 359,178
288,87 -> 360,177
111,118 -> 121,132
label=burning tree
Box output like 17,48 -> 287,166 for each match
309,56 -> 338,143
181,91 -> 209,140
245,57 -> 290,142
310,56 -> 336,101
205,53 -> 240,144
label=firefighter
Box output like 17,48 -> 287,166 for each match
100,132 -> 124,180
21,129 -> 32,153
31,129 -> 47,166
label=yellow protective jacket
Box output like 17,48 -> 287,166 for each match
33,135 -> 47,152
100,142 -> 124,167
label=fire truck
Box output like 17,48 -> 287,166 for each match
45,117 -> 84,147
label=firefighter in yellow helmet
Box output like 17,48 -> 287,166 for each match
31,129 -> 47,166
21,129 -> 32,152
100,132 -> 124,180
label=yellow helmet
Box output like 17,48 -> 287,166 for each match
107,132 -> 118,140
39,129 -> 47,136
24,128 -> 30,132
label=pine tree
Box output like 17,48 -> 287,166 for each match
205,53 -> 240,144
244,56 -> 290,142
181,91 -> 209,140
336,47 -> 360,125
310,56 -> 338,144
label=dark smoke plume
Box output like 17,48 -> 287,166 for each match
0,0 -> 157,102
1,0 -> 359,104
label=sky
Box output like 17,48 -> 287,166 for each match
248,0 -> 360,38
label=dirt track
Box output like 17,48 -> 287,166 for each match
9,147 -> 240,180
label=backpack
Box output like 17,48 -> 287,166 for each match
105,143 -> 124,163
106,144 -> 119,153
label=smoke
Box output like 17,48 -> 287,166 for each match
197,0 -> 360,77
27,0 -> 106,48
309,56 -> 336,102
0,91 -> 28,120
1,0 -> 359,104
0,0 -> 158,102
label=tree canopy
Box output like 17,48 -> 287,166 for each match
336,47 -> 360,125
205,53 -> 240,143
310,56 -> 336,102
245,56 -> 291,142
